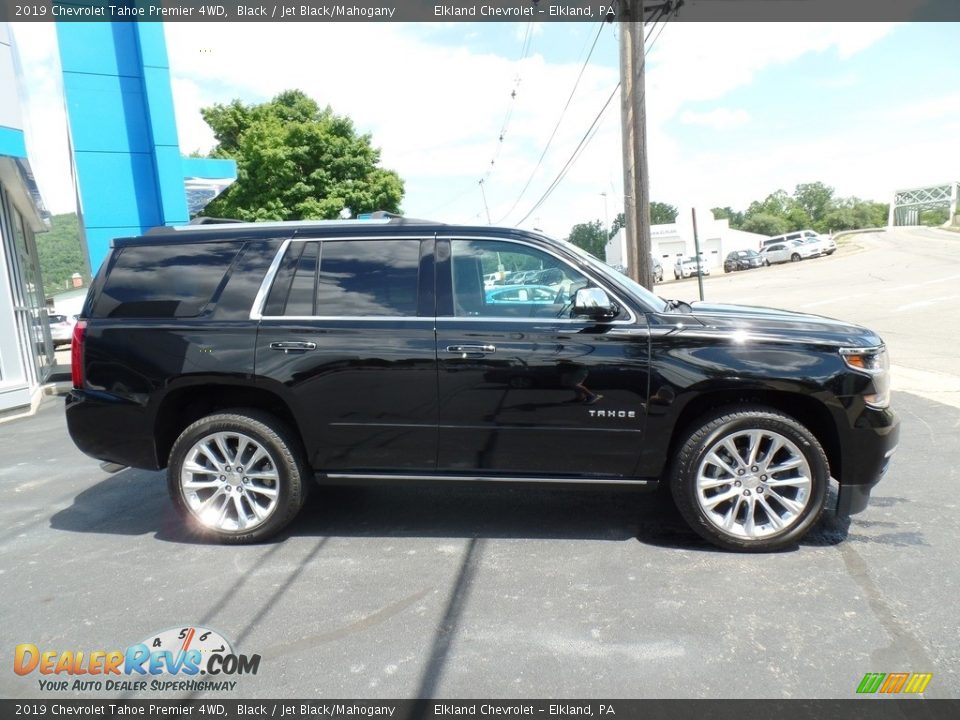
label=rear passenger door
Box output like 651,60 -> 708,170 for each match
254,236 -> 438,472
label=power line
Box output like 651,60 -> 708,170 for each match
495,20 -> 609,224
482,24 -> 533,183
424,21 -> 535,218
515,14 -> 672,227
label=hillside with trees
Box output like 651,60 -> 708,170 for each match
34,213 -> 88,297
712,182 -> 890,236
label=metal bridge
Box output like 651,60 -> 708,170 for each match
888,181 -> 959,226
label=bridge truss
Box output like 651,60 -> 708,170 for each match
889,181 -> 959,226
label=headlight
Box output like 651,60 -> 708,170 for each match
840,345 -> 890,408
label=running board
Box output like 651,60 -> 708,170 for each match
318,472 -> 657,488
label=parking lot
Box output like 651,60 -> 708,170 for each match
1,226 -> 958,700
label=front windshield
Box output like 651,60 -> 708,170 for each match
559,239 -> 668,312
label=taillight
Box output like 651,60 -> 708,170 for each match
71,320 -> 87,389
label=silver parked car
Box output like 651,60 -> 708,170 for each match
759,239 -> 820,265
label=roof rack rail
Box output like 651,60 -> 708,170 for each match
188,216 -> 245,225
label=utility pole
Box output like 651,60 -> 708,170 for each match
619,0 -> 653,289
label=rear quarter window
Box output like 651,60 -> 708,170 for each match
93,241 -> 242,318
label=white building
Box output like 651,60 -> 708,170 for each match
605,207 -> 769,272
0,24 -> 54,415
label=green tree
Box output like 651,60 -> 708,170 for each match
919,208 -> 950,226
741,212 -> 789,236
608,200 -> 677,239
711,207 -> 744,228
821,197 -> 888,232
567,220 -> 607,258
793,181 -> 835,228
35,213 -> 89,297
650,201 -> 678,224
201,90 -> 404,221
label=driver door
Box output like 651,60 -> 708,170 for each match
434,237 -> 649,477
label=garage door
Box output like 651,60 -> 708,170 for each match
656,240 -> 686,263
702,238 -> 722,268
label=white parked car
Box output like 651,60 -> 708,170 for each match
759,239 -> 820,265
47,313 -> 76,347
799,233 -> 837,256
762,229 -> 836,256
674,256 -> 710,279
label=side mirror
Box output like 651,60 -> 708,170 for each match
572,287 -> 618,321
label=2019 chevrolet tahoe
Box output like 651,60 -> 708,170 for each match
65,216 -> 899,551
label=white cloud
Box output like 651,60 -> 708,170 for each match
678,108 -> 750,129
10,19 -> 951,242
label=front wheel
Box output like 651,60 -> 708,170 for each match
670,407 -> 829,552
167,410 -> 309,543
791,253 -> 801,262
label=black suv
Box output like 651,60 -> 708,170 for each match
65,217 -> 899,551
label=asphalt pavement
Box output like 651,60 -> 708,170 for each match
1,226 -> 958,700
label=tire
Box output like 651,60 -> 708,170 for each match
167,409 -> 309,543
674,270 -> 680,280
764,259 -> 770,266
791,253 -> 801,262
669,406 -> 829,552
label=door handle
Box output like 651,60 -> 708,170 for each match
446,344 -> 496,358
269,341 -> 317,353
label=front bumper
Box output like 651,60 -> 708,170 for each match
835,406 -> 900,516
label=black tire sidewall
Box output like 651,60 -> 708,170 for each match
672,409 -> 829,552
167,410 -> 307,543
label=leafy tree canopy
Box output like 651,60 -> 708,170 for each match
201,90 -> 404,221
729,182 -> 889,236
567,220 -> 607,258
740,212 -> 789,237
608,201 -> 678,239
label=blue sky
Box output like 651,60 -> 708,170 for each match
10,21 -> 960,238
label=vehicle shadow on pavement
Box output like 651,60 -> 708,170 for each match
48,468 -> 204,544
48,471 -> 851,551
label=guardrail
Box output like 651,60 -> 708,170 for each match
832,227 -> 887,242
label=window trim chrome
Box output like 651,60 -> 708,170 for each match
249,233 -> 640,325
250,238 -> 291,321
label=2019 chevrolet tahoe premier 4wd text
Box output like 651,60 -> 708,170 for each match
65,217 -> 899,551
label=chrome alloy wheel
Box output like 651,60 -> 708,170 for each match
180,431 -> 280,532
695,429 -> 812,540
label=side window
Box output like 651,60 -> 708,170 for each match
450,239 -> 588,319
94,241 -> 241,318
266,239 -> 421,317
316,240 -> 420,316
284,241 -> 319,316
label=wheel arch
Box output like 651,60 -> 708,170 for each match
153,384 -> 304,469
664,389 -> 842,482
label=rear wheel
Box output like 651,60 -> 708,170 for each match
167,410 -> 308,543
670,407 -> 829,552
791,253 -> 801,262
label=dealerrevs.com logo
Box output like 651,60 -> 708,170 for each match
14,626 -> 261,693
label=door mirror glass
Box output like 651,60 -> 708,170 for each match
572,287 -> 617,321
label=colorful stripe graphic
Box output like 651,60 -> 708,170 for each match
857,672 -> 932,694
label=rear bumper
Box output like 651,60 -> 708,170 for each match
65,389 -> 160,470
835,405 -> 900,516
